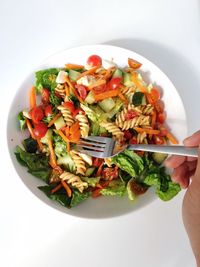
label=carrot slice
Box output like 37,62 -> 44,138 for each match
166,132 -> 178,144
51,183 -> 62,194
118,93 -> 128,104
61,180 -> 72,197
48,113 -> 61,127
25,118 -> 35,139
88,79 -> 106,90
37,139 -> 44,151
94,89 -> 120,101
57,130 -> 70,143
134,127 -> 160,135
29,86 -> 36,109
65,63 -> 84,70
77,66 -> 99,80
47,139 -> 57,168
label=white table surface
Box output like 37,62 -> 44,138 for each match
1,0 -> 200,266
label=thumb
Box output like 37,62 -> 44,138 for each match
191,145 -> 200,189
184,130 -> 200,147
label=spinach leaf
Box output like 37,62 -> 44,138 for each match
70,190 -> 91,207
38,185 -> 71,207
17,112 -> 26,130
28,169 -> 51,183
23,137 -> 37,153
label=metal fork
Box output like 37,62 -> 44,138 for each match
77,136 -> 198,158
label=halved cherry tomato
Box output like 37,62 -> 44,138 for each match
128,58 -> 142,69
33,122 -> 48,138
44,105 -> 53,117
93,158 -> 104,167
87,55 -> 102,67
75,85 -> 87,100
107,77 -> 122,90
129,136 -> 137,144
154,99 -> 164,113
62,101 -> 75,113
129,180 -> 148,195
124,110 -> 138,120
157,112 -> 166,124
73,108 -> 84,117
153,135 -> 165,145
124,130 -> 133,140
31,106 -> 44,124
150,88 -> 160,102
41,88 -> 50,104
102,167 -> 118,180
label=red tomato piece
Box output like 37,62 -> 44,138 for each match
150,88 -> 160,103
31,106 -> 45,124
62,101 -> 75,113
107,77 -> 122,90
124,130 -> 133,140
75,85 -> 87,100
93,158 -> 104,167
124,110 -> 138,120
128,58 -> 142,69
129,180 -> 148,195
129,136 -> 137,144
153,135 -> 165,145
44,105 -> 53,117
154,100 -> 164,113
87,55 -> 102,67
41,88 -> 50,104
102,167 -> 118,181
72,108 -> 84,117
33,122 -> 48,138
157,112 -> 166,124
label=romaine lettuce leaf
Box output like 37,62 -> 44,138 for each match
156,182 -> 181,201
101,179 -> 126,197
35,68 -> 60,92
70,190 -> 91,207
81,176 -> 100,187
80,104 -> 100,122
17,111 -> 26,130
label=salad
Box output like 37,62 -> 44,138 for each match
16,55 -> 181,208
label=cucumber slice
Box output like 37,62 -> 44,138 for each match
98,98 -> 115,112
68,69 -> 81,81
112,69 -> 123,78
85,91 -> 95,104
54,116 -> 65,130
132,92 -> 146,106
41,129 -> 53,144
123,72 -> 134,87
152,152 -> 168,164
85,167 -> 96,177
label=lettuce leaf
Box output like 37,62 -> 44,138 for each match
70,190 -> 91,207
81,176 -> 100,187
17,111 -> 26,130
101,179 -> 126,197
35,68 -> 60,92
156,182 -> 181,201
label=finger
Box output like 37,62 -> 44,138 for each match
171,162 -> 188,186
181,170 -> 195,189
187,156 -> 197,162
184,130 -> 200,147
193,145 -> 200,180
165,155 -> 186,168
186,160 -> 197,171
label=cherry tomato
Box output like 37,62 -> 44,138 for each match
31,106 -> 44,124
153,135 -> 165,145
124,130 -> 133,140
129,136 -> 137,144
128,58 -> 142,69
44,105 -> 53,117
93,158 -> 104,167
41,88 -> 50,104
75,85 -> 87,100
87,55 -> 102,67
124,110 -> 138,120
129,180 -> 148,195
158,126 -> 168,136
157,112 -> 166,124
102,167 -> 118,180
107,77 -> 122,90
154,100 -> 164,113
62,101 -> 75,113
150,88 -> 160,102
72,108 -> 84,117
33,122 -> 48,138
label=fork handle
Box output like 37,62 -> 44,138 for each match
128,145 -> 198,157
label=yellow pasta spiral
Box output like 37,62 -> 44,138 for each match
60,171 -> 88,193
55,84 -> 66,98
57,104 -> 74,126
70,150 -> 86,176
116,115 -> 150,130
100,121 -> 124,138
76,112 -> 89,138
137,132 -> 147,144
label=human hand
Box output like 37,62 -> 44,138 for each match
165,131 -> 200,266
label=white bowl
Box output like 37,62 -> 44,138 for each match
7,44 -> 187,219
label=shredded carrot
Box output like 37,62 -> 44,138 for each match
58,129 -> 70,143
61,180 -> 72,197
25,118 -> 35,139
92,188 -> 102,198
65,126 -> 70,137
77,66 -> 99,80
70,122 -> 80,134
65,76 -> 75,90
131,73 -> 147,93
29,86 -> 36,109
88,79 -> 106,90
94,89 -> 120,101
145,92 -> 154,105
96,162 -> 104,176
47,139 -> 57,168
36,139 -> 44,151
134,127 -> 160,135
96,183 -> 103,189
66,141 -> 70,152
166,132 -> 178,144
118,93 -> 128,104
65,85 -> 70,97
103,67 -> 116,80
51,183 -> 62,194
48,113 -> 61,127
65,63 -> 84,70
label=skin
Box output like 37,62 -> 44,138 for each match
165,131 -> 200,266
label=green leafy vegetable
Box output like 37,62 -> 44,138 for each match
70,190 -> 91,207
101,179 -> 126,197
28,169 -> 51,182
38,185 -> 71,207
23,137 -> 37,153
49,93 -> 62,107
80,104 -> 100,122
156,182 -> 181,201
35,68 -> 60,92
69,94 -> 79,108
17,112 -> 26,130
81,176 -> 100,187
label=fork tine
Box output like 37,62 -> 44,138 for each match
77,145 -> 104,152
82,136 -> 107,143
77,148 -> 105,158
78,140 -> 106,148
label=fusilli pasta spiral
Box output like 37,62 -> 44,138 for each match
55,84 -> 66,98
100,121 -> 124,138
116,115 -> 150,130
57,104 -> 74,126
70,150 -> 86,175
60,171 -> 88,193
137,132 -> 147,144
76,112 -> 89,138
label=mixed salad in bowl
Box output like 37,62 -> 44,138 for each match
15,54 -> 181,208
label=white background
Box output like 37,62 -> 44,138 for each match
1,0 -> 200,266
